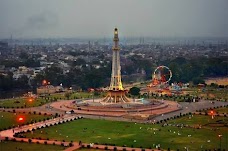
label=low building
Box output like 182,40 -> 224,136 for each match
37,85 -> 63,94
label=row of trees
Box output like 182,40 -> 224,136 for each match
0,74 -> 29,91
0,56 -> 227,93
34,63 -> 111,90
162,57 -> 227,84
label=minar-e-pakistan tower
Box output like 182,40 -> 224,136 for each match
102,28 -> 131,103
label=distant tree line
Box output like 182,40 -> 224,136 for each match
161,57 -> 227,84
0,56 -> 227,93
0,74 -> 29,91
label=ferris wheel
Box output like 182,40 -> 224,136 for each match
152,65 -> 172,85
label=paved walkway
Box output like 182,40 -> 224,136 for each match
152,100 -> 228,122
0,99 -> 227,151
0,114 -> 82,138
0,113 -> 161,151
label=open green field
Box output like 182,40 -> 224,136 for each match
0,112 -> 52,130
0,141 -> 65,151
22,116 -> 228,150
167,114 -> 227,128
0,98 -> 50,108
0,92 -> 104,108
186,87 -> 228,101
77,149 -> 103,151
215,107 -> 228,114
41,92 -> 104,100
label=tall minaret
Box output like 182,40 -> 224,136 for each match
102,28 -> 130,103
109,28 -> 123,91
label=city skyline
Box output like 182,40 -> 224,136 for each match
0,0 -> 228,39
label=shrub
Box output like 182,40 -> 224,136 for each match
44,141 -> 47,145
104,146 -> 108,150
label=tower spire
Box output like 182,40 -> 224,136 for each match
110,28 -> 123,91
101,28 -> 131,104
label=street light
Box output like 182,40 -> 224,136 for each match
17,115 -> 25,132
18,117 -> 24,122
218,134 -> 222,150
42,79 -> 50,96
28,98 -> 33,102
17,115 -> 25,123
42,80 -> 47,85
210,110 -> 214,119
27,97 -> 34,113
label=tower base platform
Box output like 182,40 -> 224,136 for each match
101,90 -> 132,104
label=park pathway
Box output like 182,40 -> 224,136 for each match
0,113 -> 162,151
0,114 -> 82,138
64,143 -> 161,151
152,100 -> 228,122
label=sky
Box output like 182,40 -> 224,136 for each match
0,0 -> 228,39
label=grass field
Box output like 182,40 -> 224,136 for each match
215,107 -> 228,114
0,92 -> 104,108
0,141 -> 65,151
77,149 -> 103,151
0,98 -> 50,108
205,77 -> 228,86
0,112 -> 52,130
185,87 -> 228,101
22,115 -> 228,150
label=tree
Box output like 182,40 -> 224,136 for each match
64,92 -> 71,100
129,87 -> 140,96
192,77 -> 205,85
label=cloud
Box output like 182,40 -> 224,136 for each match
26,11 -> 59,30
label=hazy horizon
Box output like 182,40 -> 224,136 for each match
0,0 -> 228,39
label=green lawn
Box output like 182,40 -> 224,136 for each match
0,141 -> 65,151
0,92 -> 104,108
0,98 -> 50,108
0,112 -> 52,130
22,116 -> 228,150
215,107 -> 228,114
47,92 -> 104,100
76,149 -> 103,151
187,87 -> 228,100
167,114 -> 227,127
69,92 -> 105,100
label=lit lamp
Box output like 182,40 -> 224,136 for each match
218,134 -> 222,149
28,98 -> 33,102
210,110 -> 214,119
42,80 -> 47,85
17,116 -> 25,123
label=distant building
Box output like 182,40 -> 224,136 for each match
37,85 -> 64,94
